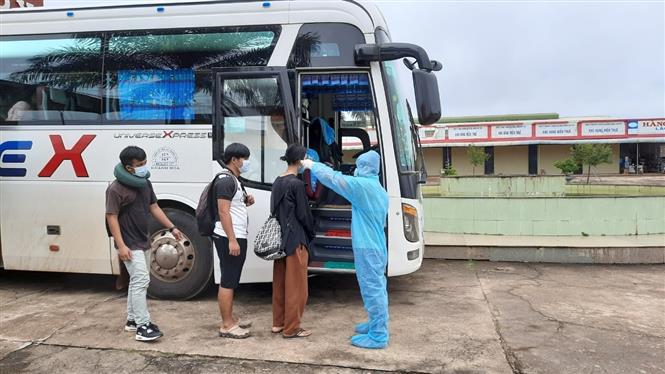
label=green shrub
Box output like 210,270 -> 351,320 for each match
553,158 -> 580,175
442,165 -> 458,176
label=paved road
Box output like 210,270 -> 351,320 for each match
0,260 -> 663,373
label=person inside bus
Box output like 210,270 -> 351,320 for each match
270,143 -> 315,338
5,87 -> 42,121
308,117 -> 342,167
302,150 -> 390,349
106,146 -> 183,342
6,99 -> 32,121
214,143 -> 255,339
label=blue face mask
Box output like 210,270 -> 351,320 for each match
239,159 -> 251,174
134,164 -> 150,178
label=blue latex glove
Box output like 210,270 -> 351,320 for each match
310,151 -> 390,349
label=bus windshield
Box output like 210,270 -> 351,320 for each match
383,60 -> 417,172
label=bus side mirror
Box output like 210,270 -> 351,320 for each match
354,43 -> 443,125
412,69 -> 441,126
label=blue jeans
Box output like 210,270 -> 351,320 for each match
123,249 -> 151,326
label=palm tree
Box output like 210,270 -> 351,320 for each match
10,37 -> 102,90
288,32 -> 321,68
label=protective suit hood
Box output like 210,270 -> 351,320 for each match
355,150 -> 381,178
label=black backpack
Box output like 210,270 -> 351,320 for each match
196,170 -> 238,236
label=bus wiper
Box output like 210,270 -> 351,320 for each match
406,100 -> 427,184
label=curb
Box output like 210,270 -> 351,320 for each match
425,245 -> 665,264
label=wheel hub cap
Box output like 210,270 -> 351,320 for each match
149,230 -> 195,283
155,244 -> 179,269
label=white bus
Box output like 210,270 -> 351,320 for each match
0,0 -> 442,299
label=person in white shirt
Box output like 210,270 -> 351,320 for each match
213,143 -> 255,339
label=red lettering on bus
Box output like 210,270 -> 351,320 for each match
38,135 -> 96,177
0,0 -> 44,9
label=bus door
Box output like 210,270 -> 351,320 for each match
212,67 -> 297,282
297,71 -> 382,272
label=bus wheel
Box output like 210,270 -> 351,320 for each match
146,208 -> 213,300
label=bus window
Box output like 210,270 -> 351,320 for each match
288,23 -> 365,68
0,34 -> 103,124
103,26 -> 280,124
340,111 -> 376,165
221,76 -> 288,185
383,61 -> 417,172
301,72 -> 377,170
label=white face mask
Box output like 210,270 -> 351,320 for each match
239,159 -> 251,174
134,164 -> 150,178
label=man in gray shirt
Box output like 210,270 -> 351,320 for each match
106,146 -> 183,342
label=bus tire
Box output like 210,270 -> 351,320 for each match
146,208 -> 213,300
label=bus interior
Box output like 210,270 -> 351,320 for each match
297,72 -> 380,269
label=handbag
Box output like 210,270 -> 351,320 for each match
253,191 -> 287,261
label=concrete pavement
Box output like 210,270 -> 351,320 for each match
0,260 -> 663,373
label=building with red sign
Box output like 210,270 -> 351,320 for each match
414,115 -> 665,176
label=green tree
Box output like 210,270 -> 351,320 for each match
570,144 -> 613,184
467,145 -> 490,176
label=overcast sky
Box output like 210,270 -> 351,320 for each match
376,0 -> 665,119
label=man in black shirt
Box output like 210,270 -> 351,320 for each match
106,146 -> 183,342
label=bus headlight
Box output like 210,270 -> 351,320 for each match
402,203 -> 420,243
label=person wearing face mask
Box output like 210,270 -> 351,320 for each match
214,143 -> 256,339
269,144 -> 315,338
106,146 -> 183,342
301,150 -> 390,349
